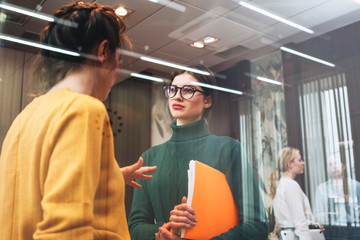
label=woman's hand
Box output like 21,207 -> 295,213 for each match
317,224 -> 325,232
155,222 -> 182,240
169,196 -> 197,233
313,224 -> 325,232
120,157 -> 157,188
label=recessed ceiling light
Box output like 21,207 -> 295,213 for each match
191,41 -> 205,48
190,36 -> 219,49
115,6 -> 133,17
203,36 -> 218,44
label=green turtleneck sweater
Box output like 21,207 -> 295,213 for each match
128,118 -> 268,239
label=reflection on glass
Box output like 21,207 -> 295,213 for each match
1,1 -> 360,240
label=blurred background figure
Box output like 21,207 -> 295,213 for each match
271,147 -> 323,239
314,153 -> 360,239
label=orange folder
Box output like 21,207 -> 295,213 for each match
180,160 -> 239,240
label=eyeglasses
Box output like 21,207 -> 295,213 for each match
163,85 -> 206,100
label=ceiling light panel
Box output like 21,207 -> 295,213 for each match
179,1 -> 239,15
141,56 -> 210,75
0,2 -> 54,22
0,34 -> 80,57
169,15 -> 258,50
239,1 -> 314,34
245,0 -> 329,18
125,1 -> 204,52
147,0 -> 186,12
192,81 -> 243,95
280,46 -> 335,67
289,0 -> 360,32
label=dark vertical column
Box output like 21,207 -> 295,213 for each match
282,50 -> 306,189
211,60 -> 251,140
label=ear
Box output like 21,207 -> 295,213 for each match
97,40 -> 110,63
287,161 -> 293,170
204,95 -> 212,109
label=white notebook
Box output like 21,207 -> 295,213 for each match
280,229 -> 325,240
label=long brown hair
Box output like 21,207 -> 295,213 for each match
32,1 -> 131,90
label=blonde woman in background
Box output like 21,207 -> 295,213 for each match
270,147 -> 324,240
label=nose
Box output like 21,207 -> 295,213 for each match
173,88 -> 183,99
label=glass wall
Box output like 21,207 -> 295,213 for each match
1,0 -> 360,239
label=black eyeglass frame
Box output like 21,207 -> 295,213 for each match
163,85 -> 207,100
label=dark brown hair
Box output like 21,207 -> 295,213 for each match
32,1 -> 130,90
171,65 -> 218,118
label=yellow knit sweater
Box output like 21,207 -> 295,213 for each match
0,88 -> 130,240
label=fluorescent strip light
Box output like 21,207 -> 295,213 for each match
0,3 -> 77,27
131,73 -> 164,82
147,0 -> 186,12
191,81 -> 243,95
280,46 -> 335,67
239,1 -> 314,34
0,34 -> 80,57
256,76 -> 282,85
0,3 -> 54,22
141,56 -> 210,76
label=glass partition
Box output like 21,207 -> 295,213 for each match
1,1 -> 360,239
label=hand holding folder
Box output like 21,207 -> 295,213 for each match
180,160 -> 239,240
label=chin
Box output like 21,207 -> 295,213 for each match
170,112 -> 182,119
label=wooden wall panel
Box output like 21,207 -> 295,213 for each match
22,52 -> 39,108
106,78 -> 152,216
0,47 -> 25,146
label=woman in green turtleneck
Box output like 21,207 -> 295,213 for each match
128,66 -> 268,240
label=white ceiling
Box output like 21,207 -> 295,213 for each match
2,0 -> 360,80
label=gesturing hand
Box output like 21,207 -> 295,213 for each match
120,157 -> 157,188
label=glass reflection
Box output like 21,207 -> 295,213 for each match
1,1 -> 360,239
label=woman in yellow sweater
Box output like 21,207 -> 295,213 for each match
0,2 -> 155,239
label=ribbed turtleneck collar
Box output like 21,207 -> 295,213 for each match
170,118 -> 210,142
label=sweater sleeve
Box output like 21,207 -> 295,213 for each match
211,142 -> 268,240
33,98 -> 107,239
285,182 -> 312,240
128,154 -> 164,240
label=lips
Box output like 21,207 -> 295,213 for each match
172,104 -> 184,110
